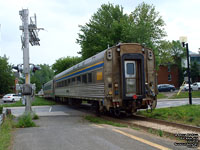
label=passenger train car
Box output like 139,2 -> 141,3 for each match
43,43 -> 157,116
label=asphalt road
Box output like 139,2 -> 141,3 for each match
12,106 -> 188,150
1,97 -> 200,116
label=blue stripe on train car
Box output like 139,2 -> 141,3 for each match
56,62 -> 104,82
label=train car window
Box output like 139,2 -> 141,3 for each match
72,78 -> 75,84
127,63 -> 134,75
88,73 -> 92,83
68,79 -> 71,85
77,76 -> 81,84
82,74 -> 87,83
65,80 -> 67,86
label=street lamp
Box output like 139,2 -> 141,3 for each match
179,36 -> 192,105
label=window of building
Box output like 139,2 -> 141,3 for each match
168,65 -> 171,72
82,74 -> 87,83
168,74 -> 172,81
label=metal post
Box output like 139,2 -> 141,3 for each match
20,9 -> 32,113
185,43 -> 192,105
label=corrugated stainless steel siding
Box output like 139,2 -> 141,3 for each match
55,83 -> 105,99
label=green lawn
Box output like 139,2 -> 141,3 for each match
2,96 -> 56,107
137,104 -> 200,127
170,91 -> 200,99
32,97 -> 56,106
157,93 -> 168,99
0,116 -> 14,150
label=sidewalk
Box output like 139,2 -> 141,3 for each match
3,106 -> 69,117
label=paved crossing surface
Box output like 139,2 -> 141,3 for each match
12,106 -> 191,150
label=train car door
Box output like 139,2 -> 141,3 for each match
124,61 -> 136,96
122,53 -> 145,100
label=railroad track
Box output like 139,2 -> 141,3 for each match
65,103 -> 200,139
100,114 -> 200,146
132,115 -> 200,133
101,114 -> 200,133
78,104 -> 200,133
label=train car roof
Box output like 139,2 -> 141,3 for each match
54,43 -> 150,80
44,80 -> 53,86
54,49 -> 106,80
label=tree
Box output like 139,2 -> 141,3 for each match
157,40 -> 174,65
30,64 -> 54,92
77,2 -> 167,64
128,2 -> 166,48
77,3 -> 127,59
157,40 -> 186,85
0,56 -> 15,95
158,40 -> 186,65
191,61 -> 200,83
52,56 -> 82,74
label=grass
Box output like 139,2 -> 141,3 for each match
0,115 -> 14,150
157,93 -> 168,99
32,97 -> 56,106
0,105 -> 3,114
137,104 -> 200,127
171,91 -> 200,99
15,113 -> 36,128
32,113 -> 39,120
2,96 -> 56,107
85,115 -> 128,127
2,100 -> 23,107
148,128 -> 163,137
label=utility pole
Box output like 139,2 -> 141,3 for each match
179,36 -> 192,105
19,9 -> 42,114
185,43 -> 192,105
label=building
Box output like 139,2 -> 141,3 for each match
157,65 -> 179,88
182,51 -> 200,82
182,51 -> 200,68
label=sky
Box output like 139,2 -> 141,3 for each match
0,0 -> 200,66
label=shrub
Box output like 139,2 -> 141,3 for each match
0,105 -> 3,114
16,113 -> 36,128
32,113 -> 39,120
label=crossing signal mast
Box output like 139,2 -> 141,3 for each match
18,9 -> 43,113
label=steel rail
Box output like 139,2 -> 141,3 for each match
132,115 -> 200,133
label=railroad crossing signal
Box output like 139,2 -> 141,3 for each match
19,9 -> 43,114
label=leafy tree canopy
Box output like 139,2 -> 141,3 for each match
31,64 -> 54,92
0,55 -> 15,95
191,61 -> 200,83
77,3 -> 126,59
52,56 -> 82,74
158,40 -> 186,65
77,2 -> 167,65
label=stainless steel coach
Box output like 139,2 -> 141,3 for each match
43,43 -> 158,115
